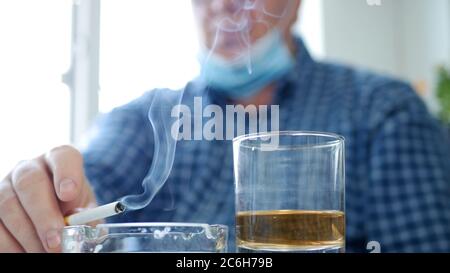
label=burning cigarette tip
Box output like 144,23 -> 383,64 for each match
115,202 -> 126,213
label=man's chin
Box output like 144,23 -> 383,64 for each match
210,43 -> 250,60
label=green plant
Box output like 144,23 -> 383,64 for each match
437,66 -> 450,124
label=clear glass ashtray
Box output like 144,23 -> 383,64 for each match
62,223 -> 228,253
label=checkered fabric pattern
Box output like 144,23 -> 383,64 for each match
81,37 -> 450,253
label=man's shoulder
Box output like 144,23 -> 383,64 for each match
313,61 -> 425,115
316,61 -> 416,101
116,87 -> 177,112
310,60 -> 432,130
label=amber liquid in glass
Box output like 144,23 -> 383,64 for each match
236,210 -> 345,252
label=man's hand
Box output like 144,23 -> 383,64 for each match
0,145 -> 96,253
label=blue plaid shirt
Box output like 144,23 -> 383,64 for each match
82,37 -> 450,253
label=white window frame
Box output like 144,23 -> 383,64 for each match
63,0 -> 100,144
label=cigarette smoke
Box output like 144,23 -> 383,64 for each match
119,89 -> 184,210
118,0 -> 293,211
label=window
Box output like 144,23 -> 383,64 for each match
0,0 -> 72,175
99,0 -> 200,113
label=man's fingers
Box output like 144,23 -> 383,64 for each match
0,221 -> 24,253
0,146 -> 92,253
11,160 -> 64,253
45,145 -> 85,202
0,177 -> 45,252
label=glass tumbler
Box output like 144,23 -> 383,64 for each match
233,131 -> 345,253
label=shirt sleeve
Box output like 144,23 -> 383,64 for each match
367,84 -> 450,252
80,92 -> 155,207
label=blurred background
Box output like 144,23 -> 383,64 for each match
0,0 -> 449,175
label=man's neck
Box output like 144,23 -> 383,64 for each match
233,84 -> 276,107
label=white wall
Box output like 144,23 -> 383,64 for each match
322,0 -> 399,76
319,0 -> 450,113
296,0 -> 325,59
395,0 -> 450,111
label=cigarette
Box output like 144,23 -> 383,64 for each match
64,201 -> 126,226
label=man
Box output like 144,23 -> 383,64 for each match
0,0 -> 449,253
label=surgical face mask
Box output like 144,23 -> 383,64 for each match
197,30 -> 295,99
